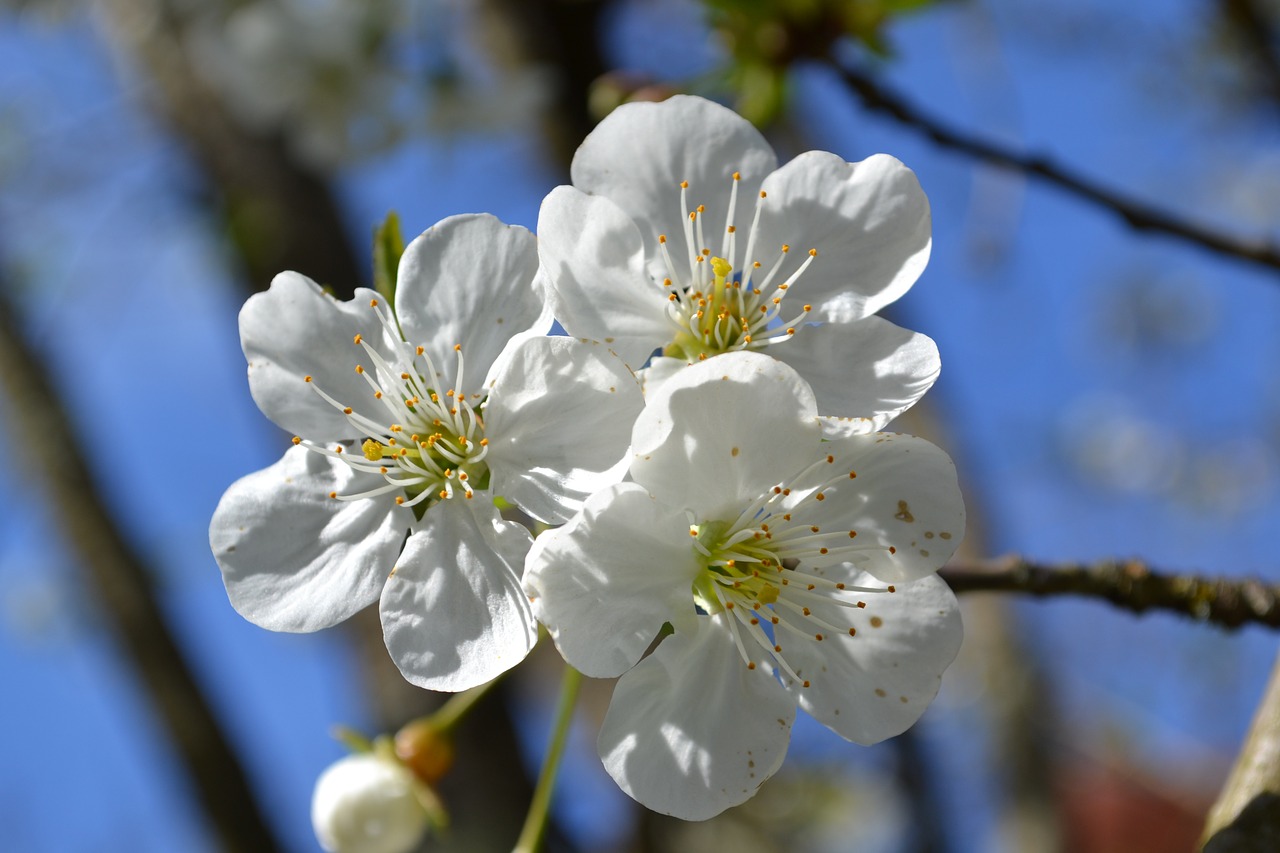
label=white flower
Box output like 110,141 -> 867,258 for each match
537,94 -> 938,436
524,352 -> 964,819
311,753 -> 428,853
210,213 -> 643,691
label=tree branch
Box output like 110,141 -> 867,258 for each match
942,557 -> 1280,630
0,283 -> 282,850
830,62 -> 1280,274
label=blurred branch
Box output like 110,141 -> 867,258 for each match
96,0 -> 363,293
0,284 -> 282,850
942,557 -> 1280,629
1218,0 -> 1280,110
476,0 -> 609,170
1202,646 -> 1280,851
829,62 -> 1280,275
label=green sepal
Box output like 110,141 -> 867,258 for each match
373,210 -> 406,303
331,725 -> 374,754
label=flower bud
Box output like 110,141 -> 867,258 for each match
311,753 -> 428,853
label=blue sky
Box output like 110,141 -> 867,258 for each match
2,1 -> 1279,850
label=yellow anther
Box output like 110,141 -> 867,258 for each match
353,334 -> 363,345
697,205 -> 705,213
782,244 -> 790,253
343,407 -> 353,415
354,365 -> 364,374
374,391 -> 383,399
759,190 -> 767,198
659,234 -> 667,244
727,225 -> 736,233
680,180 -> 689,189
395,496 -> 405,505
362,439 -> 384,461
753,261 -> 762,268
328,491 -> 338,499
803,304 -> 812,312
733,171 -> 741,180
808,248 -> 817,257
454,344 -> 462,351
479,438 -> 489,446
710,257 -> 732,279
369,298 -> 379,307
304,375 -> 313,383
291,436 -> 302,445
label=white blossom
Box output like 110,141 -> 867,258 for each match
210,213 -> 643,691
524,352 -> 964,819
537,94 -> 940,436
311,753 -> 428,853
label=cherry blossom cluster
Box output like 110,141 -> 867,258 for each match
210,94 -> 965,837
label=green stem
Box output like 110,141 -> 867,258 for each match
512,664 -> 583,853
429,675 -> 503,735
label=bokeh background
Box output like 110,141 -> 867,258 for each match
3,0 -> 1280,851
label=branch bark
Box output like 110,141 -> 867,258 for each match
943,557 -> 1280,629
0,284 -> 282,851
830,62 -> 1280,275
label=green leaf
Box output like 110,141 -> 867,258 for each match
372,210 -> 405,303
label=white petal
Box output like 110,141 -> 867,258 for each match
783,574 -> 961,745
635,356 -> 686,400
537,185 -> 670,368
772,317 -> 940,433
484,337 -> 644,524
395,214 -> 551,396
210,446 -> 411,632
754,152 -> 931,323
597,614 -> 795,820
630,351 -> 820,520
786,432 -> 964,583
571,95 -> 777,272
524,483 -> 700,678
241,273 -> 392,442
380,499 -> 537,692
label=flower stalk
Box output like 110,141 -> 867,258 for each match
512,663 -> 583,853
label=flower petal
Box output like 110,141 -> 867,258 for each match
754,152 -> 931,323
786,432 -> 964,583
484,337 -> 644,524
773,316 -> 940,433
537,185 -> 670,367
783,574 -> 961,745
524,483 -> 700,678
597,614 -> 795,820
571,95 -> 778,273
380,499 -> 537,692
210,446 -> 411,632
241,273 -> 391,442
630,351 -> 820,520
395,213 -> 551,396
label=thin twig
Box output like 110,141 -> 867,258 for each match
830,62 -> 1280,274
942,557 -> 1280,630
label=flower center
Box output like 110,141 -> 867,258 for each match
686,453 -> 897,688
296,298 -> 491,515
657,174 -> 817,362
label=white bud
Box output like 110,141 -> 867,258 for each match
311,753 -> 428,853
